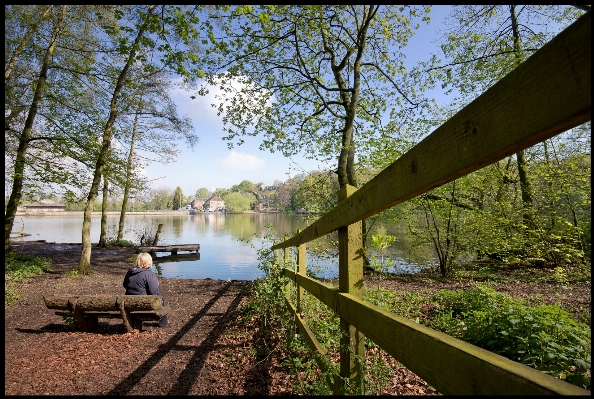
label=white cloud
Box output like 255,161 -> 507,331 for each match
217,151 -> 265,170
168,74 -> 274,133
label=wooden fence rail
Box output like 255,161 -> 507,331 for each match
271,12 -> 591,396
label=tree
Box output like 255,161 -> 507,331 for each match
222,191 -> 252,212
421,5 -> 589,267
295,170 -> 339,214
115,71 -> 196,243
98,174 -> 109,246
146,187 -> 174,210
5,5 -> 56,84
4,5 -> 68,251
172,186 -> 185,210
206,5 -> 430,189
195,187 -> 209,198
274,174 -> 304,212
213,188 -> 229,198
78,5 -> 205,273
431,5 -> 586,228
236,179 -> 255,193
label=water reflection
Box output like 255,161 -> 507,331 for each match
14,213 -> 434,280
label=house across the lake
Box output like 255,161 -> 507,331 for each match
190,198 -> 208,210
20,202 -> 66,213
203,196 -> 225,211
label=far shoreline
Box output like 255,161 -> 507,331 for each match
12,210 -> 314,217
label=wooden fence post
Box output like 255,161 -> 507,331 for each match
283,235 -> 292,297
338,184 -> 365,394
296,229 -> 306,314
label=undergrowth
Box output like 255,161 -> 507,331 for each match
244,226 -> 591,394
5,250 -> 51,305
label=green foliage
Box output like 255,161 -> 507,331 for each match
432,284 -> 591,389
5,251 -> 51,305
107,239 -> 136,248
244,226 -> 403,394
61,311 -> 78,330
231,180 -> 256,193
5,251 -> 51,280
369,234 -> 397,287
354,342 -> 395,395
195,187 -> 209,198
171,186 -> 185,210
213,188 -> 229,198
208,5 -> 430,189
222,192 -> 252,212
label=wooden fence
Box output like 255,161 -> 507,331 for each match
271,12 -> 591,395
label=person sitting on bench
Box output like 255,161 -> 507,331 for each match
123,252 -> 168,327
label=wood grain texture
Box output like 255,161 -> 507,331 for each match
283,268 -> 589,395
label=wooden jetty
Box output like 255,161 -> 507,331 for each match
136,244 -> 200,255
10,231 -> 31,237
153,253 -> 200,262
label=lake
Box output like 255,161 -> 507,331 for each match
12,212 -> 431,280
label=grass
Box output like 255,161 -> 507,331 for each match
5,250 -> 51,305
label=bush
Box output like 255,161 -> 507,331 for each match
5,251 -> 51,280
5,251 -> 51,305
432,284 -> 591,389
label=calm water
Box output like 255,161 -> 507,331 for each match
12,213 -> 430,280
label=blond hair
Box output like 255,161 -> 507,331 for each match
135,252 -> 153,269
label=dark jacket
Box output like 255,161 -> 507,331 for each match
123,267 -> 161,298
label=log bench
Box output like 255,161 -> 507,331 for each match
43,294 -> 171,333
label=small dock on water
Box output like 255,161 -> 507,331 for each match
136,244 -> 200,255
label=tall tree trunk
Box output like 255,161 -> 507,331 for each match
79,5 -> 155,273
116,100 -> 141,243
327,6 -> 375,272
99,173 -> 109,246
510,5 -> 535,226
542,140 -> 557,230
5,5 -> 55,84
494,156 -> 513,207
4,5 -> 66,252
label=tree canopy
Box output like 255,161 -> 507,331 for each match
203,5 -> 431,188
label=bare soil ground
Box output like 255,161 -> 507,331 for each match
5,241 -> 590,395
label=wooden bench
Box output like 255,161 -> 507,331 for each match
43,294 -> 171,333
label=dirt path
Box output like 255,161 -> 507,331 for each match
6,241 -> 589,395
5,242 -> 295,395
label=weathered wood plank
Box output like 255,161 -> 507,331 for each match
337,185 -> 365,392
296,230 -> 305,314
284,295 -> 340,394
272,12 -> 591,250
283,269 -> 590,395
137,244 -> 200,253
152,253 -> 201,263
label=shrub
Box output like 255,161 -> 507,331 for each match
5,251 -> 51,280
5,251 -> 51,305
432,284 -> 591,389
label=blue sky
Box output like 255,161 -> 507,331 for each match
142,6 -> 454,197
